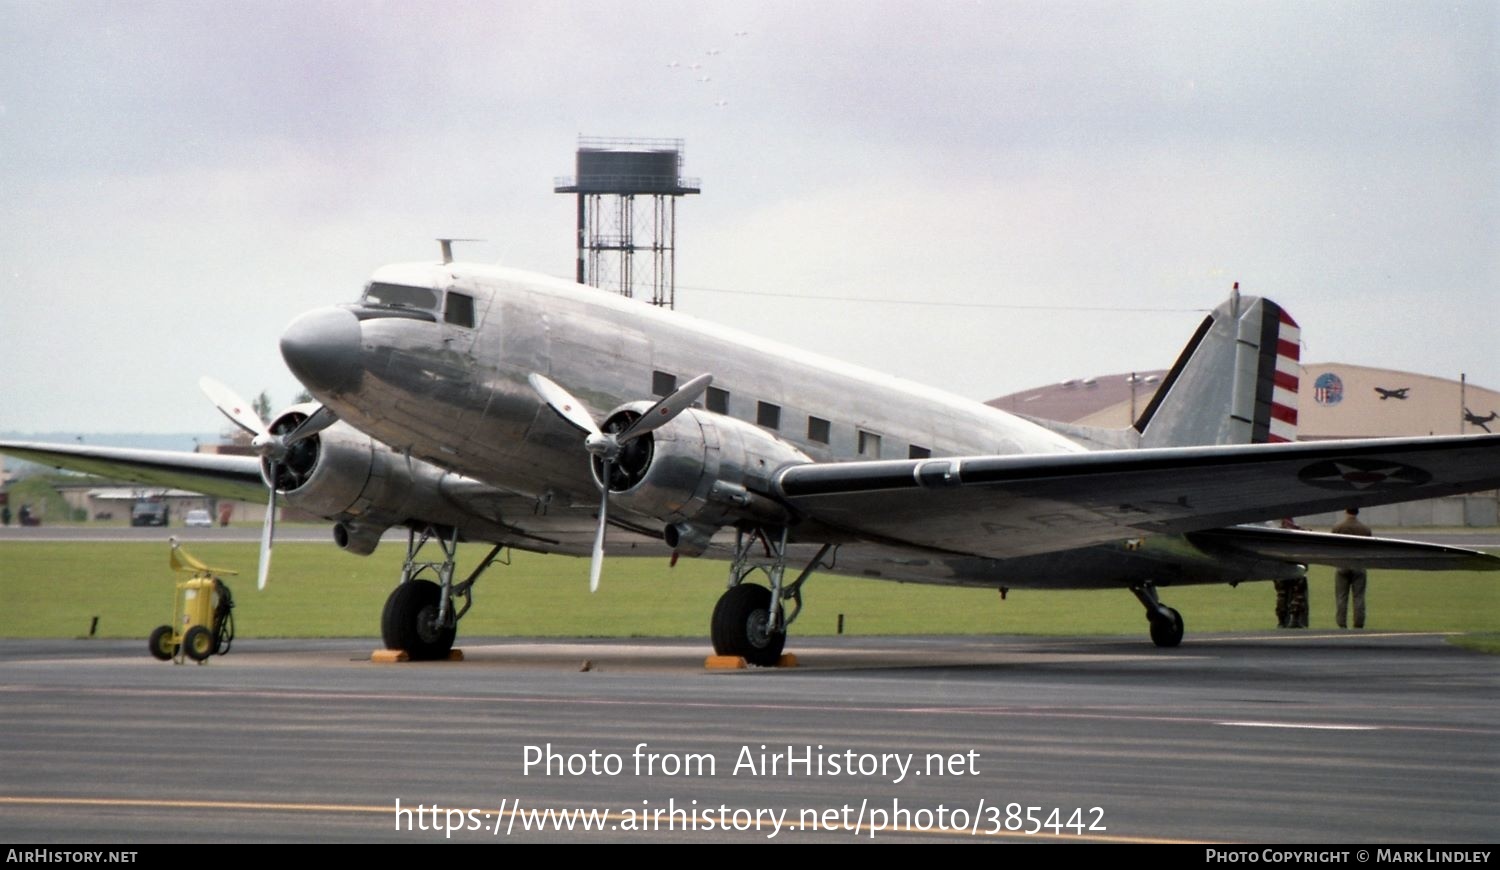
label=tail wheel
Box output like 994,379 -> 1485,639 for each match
711,583 -> 786,667
183,625 -> 216,662
148,625 -> 177,661
1150,607 -> 1185,648
381,579 -> 457,661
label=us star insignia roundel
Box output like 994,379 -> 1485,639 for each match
1297,458 -> 1433,491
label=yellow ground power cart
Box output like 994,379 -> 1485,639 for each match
148,537 -> 237,664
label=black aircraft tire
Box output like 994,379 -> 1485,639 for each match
148,625 -> 177,661
711,583 -> 786,667
183,625 -> 215,662
381,580 -> 457,661
1150,607 -> 1185,648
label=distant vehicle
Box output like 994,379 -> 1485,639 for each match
130,499 -> 168,527
184,509 -> 213,528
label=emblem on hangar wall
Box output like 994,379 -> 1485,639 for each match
1313,372 -> 1343,406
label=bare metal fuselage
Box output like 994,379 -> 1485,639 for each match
298,262 -> 1300,591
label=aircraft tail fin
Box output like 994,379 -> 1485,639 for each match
1135,287 -> 1300,448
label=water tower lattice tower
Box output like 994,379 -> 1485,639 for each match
554,136 -> 701,308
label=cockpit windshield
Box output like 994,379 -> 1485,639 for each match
362,282 -> 439,312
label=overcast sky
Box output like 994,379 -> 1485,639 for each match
1,1 -> 1494,435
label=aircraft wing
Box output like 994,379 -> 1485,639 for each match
774,434 -> 1500,560
1186,526 -> 1500,571
0,441 -> 266,503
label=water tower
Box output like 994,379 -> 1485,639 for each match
554,136 -> 700,308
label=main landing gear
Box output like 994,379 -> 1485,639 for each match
1131,581 -> 1185,648
710,528 -> 833,666
380,525 -> 506,660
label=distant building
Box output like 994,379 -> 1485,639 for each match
51,483 -> 270,526
988,370 -> 1168,430
1297,363 -> 1498,440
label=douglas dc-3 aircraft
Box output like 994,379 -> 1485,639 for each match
5,250 -> 1499,663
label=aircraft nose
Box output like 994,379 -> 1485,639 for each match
281,307 -> 363,395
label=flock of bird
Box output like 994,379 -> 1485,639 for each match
664,30 -> 750,109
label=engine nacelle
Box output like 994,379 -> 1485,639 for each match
262,406 -> 411,522
262,406 -> 510,551
595,406 -> 811,548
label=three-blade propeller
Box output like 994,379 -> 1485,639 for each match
198,377 -> 338,590
528,372 -> 712,592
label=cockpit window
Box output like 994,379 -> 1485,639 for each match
363,282 -> 439,312
444,292 -> 475,328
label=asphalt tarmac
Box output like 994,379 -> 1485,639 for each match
0,632 -> 1495,843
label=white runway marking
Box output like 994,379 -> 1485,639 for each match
1216,721 -> 1381,731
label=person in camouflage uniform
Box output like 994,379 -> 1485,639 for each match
1285,578 -> 1309,628
1273,519 -> 1309,628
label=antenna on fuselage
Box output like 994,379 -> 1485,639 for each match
436,238 -> 484,265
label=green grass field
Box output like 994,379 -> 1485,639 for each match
2,540 -> 1497,642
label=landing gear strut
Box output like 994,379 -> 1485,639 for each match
1131,581 -> 1185,648
710,528 -> 833,666
380,525 -> 506,660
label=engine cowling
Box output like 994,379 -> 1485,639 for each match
591,405 -> 812,553
260,407 -> 374,519
262,406 -> 509,554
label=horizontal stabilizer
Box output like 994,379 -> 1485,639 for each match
1187,525 -> 1500,572
1012,413 -> 1139,451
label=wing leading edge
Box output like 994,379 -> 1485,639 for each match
0,441 -> 267,504
774,433 -> 1500,560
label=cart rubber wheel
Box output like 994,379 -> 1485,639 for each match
183,625 -> 215,662
148,625 -> 177,661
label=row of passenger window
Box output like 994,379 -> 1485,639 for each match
653,370 -> 931,460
